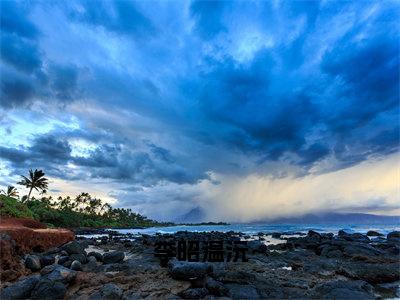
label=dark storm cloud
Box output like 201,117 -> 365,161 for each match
1,73 -> 35,108
0,62 -> 80,108
0,2 -> 80,108
190,0 -> 227,39
192,50 -> 321,163
321,34 -> 399,134
0,0 -> 398,186
48,64 -> 80,101
72,143 -> 208,185
0,1 -> 39,39
0,131 -> 207,185
70,0 -> 155,38
0,134 -> 71,169
1,33 -> 42,73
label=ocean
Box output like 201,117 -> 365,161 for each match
114,223 -> 400,236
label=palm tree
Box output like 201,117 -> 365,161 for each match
0,186 -> 19,198
17,169 -> 49,202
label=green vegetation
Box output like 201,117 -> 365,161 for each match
0,193 -> 171,228
0,195 -> 34,218
0,169 -> 172,229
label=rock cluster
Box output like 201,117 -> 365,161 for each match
1,229 -> 399,299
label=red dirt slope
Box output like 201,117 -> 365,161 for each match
0,217 -> 75,282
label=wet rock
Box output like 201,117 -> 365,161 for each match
311,280 -> 375,299
103,251 -> 125,264
271,232 -> 281,239
387,231 -> 400,240
70,253 -> 87,264
339,262 -> 400,284
57,256 -> 69,265
320,245 -> 343,258
25,255 -> 41,271
307,230 -> 321,239
61,241 -> 84,255
0,274 -> 40,299
247,240 -> 268,253
168,260 -> 213,280
40,255 -> 55,267
43,247 -> 62,255
338,231 -> 369,243
87,256 -> 97,263
205,277 -> 228,296
179,287 -> 208,299
31,279 -> 67,300
99,283 -> 123,300
366,230 -> 383,237
87,251 -> 103,262
342,243 -> 383,258
376,282 -> 400,299
70,260 -> 82,271
40,265 -> 77,284
226,284 -> 260,299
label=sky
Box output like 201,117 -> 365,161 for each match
0,0 -> 399,222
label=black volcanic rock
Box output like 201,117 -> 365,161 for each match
311,280 -> 375,299
168,259 -> 212,280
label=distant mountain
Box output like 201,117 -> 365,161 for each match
257,213 -> 400,224
174,207 -> 205,223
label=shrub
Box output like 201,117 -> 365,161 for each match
0,195 -> 34,218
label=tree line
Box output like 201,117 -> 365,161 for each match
0,169 -> 172,228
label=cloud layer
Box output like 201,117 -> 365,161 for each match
0,1 -> 399,221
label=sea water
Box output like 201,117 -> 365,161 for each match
115,223 -> 400,236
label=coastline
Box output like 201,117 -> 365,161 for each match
1,227 -> 399,299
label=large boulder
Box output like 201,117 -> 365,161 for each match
25,255 -> 41,272
247,240 -> 268,253
40,265 -> 77,284
226,284 -> 260,299
179,288 -> 208,299
87,251 -> 103,262
311,280 -> 375,299
31,279 -> 67,300
61,241 -> 84,255
319,245 -> 343,258
307,230 -> 321,239
0,275 -> 40,299
342,243 -> 384,258
205,277 -> 228,296
366,230 -> 383,237
339,262 -> 400,284
70,260 -> 82,271
103,251 -> 125,264
40,255 -> 55,267
168,260 -> 213,280
69,253 -> 87,264
338,231 -> 370,243
57,256 -> 69,265
387,231 -> 400,240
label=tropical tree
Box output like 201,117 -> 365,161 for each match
17,169 -> 49,202
0,186 -> 19,198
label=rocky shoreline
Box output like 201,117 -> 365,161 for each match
1,229 -> 399,299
